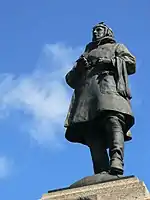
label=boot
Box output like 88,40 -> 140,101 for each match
85,133 -> 110,174
90,146 -> 110,174
85,118 -> 110,174
105,115 -> 125,175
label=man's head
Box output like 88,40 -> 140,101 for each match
92,22 -> 114,42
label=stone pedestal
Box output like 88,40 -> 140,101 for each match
41,176 -> 150,200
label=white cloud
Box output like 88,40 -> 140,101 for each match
0,43 -> 83,148
0,156 -> 12,179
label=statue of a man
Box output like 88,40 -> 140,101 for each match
64,22 -> 136,175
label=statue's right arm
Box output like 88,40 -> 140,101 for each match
65,62 -> 83,89
65,44 -> 89,89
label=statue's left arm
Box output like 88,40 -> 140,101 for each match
115,44 -> 136,75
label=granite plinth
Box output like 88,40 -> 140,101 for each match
41,176 -> 150,200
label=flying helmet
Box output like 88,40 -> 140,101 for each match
92,22 -> 114,41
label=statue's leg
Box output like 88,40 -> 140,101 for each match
89,142 -> 109,174
85,124 -> 109,174
104,113 -> 125,175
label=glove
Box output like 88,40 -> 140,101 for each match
97,57 -> 112,64
75,55 -> 89,72
77,55 -> 89,67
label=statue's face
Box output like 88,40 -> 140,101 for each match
92,25 -> 105,41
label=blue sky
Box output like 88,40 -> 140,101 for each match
0,0 -> 150,199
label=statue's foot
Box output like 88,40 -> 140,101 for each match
109,167 -> 123,176
110,159 -> 123,176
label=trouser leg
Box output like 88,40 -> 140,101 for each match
89,141 -> 109,174
85,122 -> 109,174
105,113 -> 125,175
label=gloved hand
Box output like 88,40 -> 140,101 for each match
77,55 -> 89,66
97,57 -> 112,64
76,55 -> 89,72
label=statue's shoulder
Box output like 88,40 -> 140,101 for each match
115,43 -> 127,49
114,43 -> 131,53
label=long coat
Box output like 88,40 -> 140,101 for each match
64,37 -> 136,145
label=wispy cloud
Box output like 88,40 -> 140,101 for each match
0,156 -> 12,179
0,43 -> 83,148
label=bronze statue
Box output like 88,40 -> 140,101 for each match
64,22 -> 136,176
